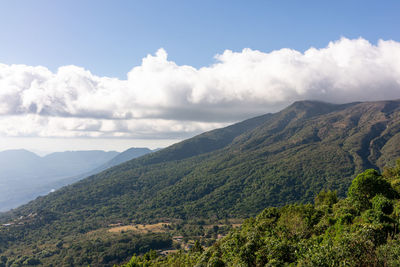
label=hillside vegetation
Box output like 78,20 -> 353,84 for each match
1,100 -> 400,265
120,160 -> 400,266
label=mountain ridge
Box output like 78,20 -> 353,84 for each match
2,99 -> 400,263
0,148 -> 156,212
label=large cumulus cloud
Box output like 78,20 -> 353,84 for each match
1,37 -> 400,139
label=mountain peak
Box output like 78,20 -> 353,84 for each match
281,100 -> 358,120
288,99 -> 338,110
0,149 -> 41,161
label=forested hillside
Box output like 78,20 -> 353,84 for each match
1,99 -> 400,265
121,161 -> 400,266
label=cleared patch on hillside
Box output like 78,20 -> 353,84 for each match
108,222 -> 171,233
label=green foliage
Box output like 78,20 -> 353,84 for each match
118,166 -> 400,267
314,190 -> 338,207
0,231 -> 172,266
348,169 -> 397,211
383,158 -> 400,193
377,237 -> 400,266
383,158 -> 400,179
372,194 -> 394,214
189,240 -> 204,253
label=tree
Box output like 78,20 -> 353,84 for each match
371,194 -> 393,215
383,158 -> 400,193
347,169 -> 397,211
190,240 -> 204,253
314,190 -> 338,207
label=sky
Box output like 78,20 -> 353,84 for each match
0,0 -> 400,153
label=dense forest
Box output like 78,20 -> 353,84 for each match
119,160 -> 400,266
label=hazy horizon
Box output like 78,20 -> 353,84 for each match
0,137 -> 171,156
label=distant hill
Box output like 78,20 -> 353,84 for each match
48,147 -> 155,193
0,149 -> 43,178
0,150 -> 119,211
94,147 -> 153,173
2,100 -> 400,265
42,150 -> 121,177
0,147 -> 157,212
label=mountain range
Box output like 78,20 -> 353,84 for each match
1,99 -> 400,265
0,148 -> 153,211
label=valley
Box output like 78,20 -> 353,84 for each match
0,148 -> 153,212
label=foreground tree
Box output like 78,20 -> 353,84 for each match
348,169 -> 397,211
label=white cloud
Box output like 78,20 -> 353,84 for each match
0,115 -> 225,139
1,37 -> 400,139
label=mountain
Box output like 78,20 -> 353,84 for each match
0,150 -> 118,211
0,149 -> 43,178
42,150 -> 120,177
2,100 -> 400,265
0,147 -> 156,212
93,147 -> 153,173
44,147 -> 155,197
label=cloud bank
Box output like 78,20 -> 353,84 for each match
1,37 -> 400,139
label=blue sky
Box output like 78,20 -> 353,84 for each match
1,1 -> 399,78
1,0 -> 400,152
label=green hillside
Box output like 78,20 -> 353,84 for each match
1,99 -> 400,265
121,162 -> 400,266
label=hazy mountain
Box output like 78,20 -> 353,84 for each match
2,100 -> 400,264
0,149 -> 43,178
47,147 -> 155,192
0,147 -> 157,212
42,150 -> 120,177
0,150 -> 118,211
92,147 -> 153,173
